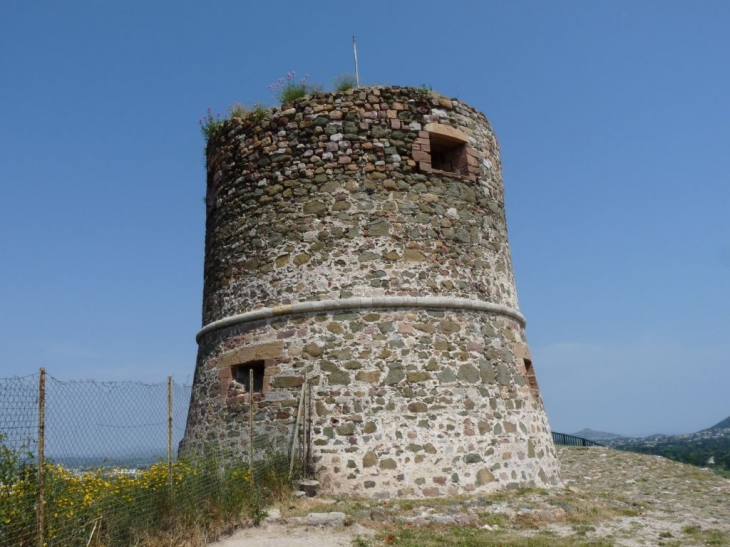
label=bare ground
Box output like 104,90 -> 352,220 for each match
209,446 -> 730,546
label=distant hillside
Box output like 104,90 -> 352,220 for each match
572,428 -> 625,442
608,428 -> 730,476
570,416 -> 730,476
704,415 -> 730,431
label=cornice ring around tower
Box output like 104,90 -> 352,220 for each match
196,296 -> 526,344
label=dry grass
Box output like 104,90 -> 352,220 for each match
134,515 -> 247,547
354,524 -> 614,547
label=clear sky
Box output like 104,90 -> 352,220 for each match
1,1 -> 728,437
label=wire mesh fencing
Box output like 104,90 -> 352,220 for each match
241,378 -> 311,489
0,373 -> 38,454
0,373 -> 39,547
179,374 -> 313,504
0,369 -> 310,547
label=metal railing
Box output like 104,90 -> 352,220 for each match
552,431 -> 604,447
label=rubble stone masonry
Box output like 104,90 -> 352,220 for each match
182,86 -> 561,497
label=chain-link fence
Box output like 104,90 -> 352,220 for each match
0,369 -> 308,547
0,374 -> 40,547
182,370 -> 313,488
249,380 -> 311,484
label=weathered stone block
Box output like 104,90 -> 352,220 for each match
496,363 -> 511,385
457,364 -> 480,383
379,458 -> 397,470
406,372 -> 431,383
327,322 -> 345,334
407,402 -> 428,413
271,376 -> 303,388
358,251 -> 379,262
367,218 -> 391,237
307,512 -> 346,527
328,370 -> 351,385
383,364 -> 405,385
293,253 -> 310,265
439,320 -> 461,335
215,342 -> 283,369
303,201 -> 327,215
305,343 -> 323,358
363,451 -> 378,467
437,367 -> 457,383
403,249 -> 427,262
337,422 -> 356,435
356,371 -> 381,383
479,361 -> 496,383
476,468 -> 495,486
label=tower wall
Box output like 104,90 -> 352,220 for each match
183,86 -> 561,497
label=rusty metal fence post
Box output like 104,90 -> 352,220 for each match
37,367 -> 46,547
167,376 -> 173,499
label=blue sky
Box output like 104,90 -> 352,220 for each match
1,1 -> 728,437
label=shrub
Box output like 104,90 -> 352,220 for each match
228,102 -> 268,123
249,102 -> 269,123
332,72 -> 357,91
0,434 -> 296,547
228,102 -> 249,118
0,436 -> 36,547
269,71 -> 320,104
417,83 -> 433,99
199,107 -> 224,140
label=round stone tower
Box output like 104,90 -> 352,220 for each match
182,86 -> 561,497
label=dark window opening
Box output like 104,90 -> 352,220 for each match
523,359 -> 539,391
232,360 -> 265,393
429,135 -> 468,175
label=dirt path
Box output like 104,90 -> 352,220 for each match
208,522 -> 374,547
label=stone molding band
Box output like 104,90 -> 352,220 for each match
196,296 -> 526,343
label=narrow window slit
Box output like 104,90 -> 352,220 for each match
523,358 -> 539,392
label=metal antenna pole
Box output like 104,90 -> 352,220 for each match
353,35 -> 360,87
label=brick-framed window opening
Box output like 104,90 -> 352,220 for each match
232,360 -> 265,393
430,135 -> 468,175
412,123 -> 478,181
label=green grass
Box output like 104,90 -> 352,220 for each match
332,73 -> 357,91
681,525 -> 728,546
199,107 -> 224,141
200,101 -> 271,157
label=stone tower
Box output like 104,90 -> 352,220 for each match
182,86 -> 561,497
